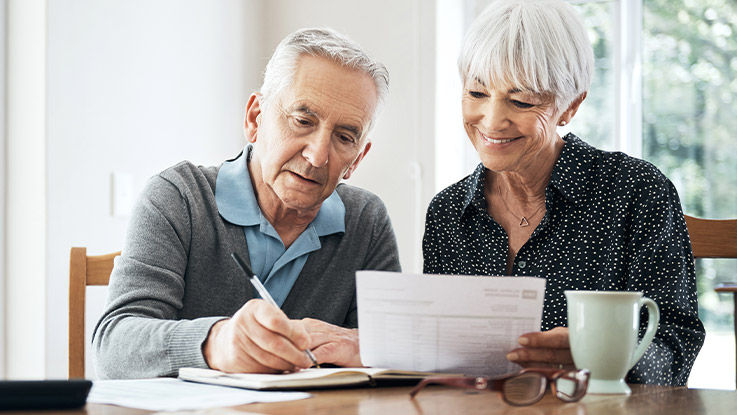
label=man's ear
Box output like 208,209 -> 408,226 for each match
343,141 -> 372,180
558,92 -> 587,126
244,93 -> 263,143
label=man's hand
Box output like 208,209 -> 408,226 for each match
202,299 -> 313,373
302,318 -> 362,367
506,327 -> 575,368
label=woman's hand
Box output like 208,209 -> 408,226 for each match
506,327 -> 576,368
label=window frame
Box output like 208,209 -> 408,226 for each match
570,0 -> 643,156
612,0 -> 643,157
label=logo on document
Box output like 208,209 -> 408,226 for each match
521,290 -> 537,299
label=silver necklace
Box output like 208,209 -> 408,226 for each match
496,185 -> 546,227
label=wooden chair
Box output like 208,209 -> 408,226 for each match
684,215 -> 737,387
68,247 -> 120,379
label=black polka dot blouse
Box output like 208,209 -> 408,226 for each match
423,133 -> 705,386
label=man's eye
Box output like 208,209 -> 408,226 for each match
293,117 -> 312,127
511,100 -> 533,109
338,134 -> 356,144
468,90 -> 488,99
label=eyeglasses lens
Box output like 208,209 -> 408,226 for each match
502,373 -> 546,406
554,371 -> 587,402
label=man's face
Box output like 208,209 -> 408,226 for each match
245,55 -> 377,213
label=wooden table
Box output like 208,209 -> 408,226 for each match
5,384 -> 737,414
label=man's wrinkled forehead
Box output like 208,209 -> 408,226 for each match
277,57 -> 376,127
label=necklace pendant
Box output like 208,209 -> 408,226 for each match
519,217 -> 530,227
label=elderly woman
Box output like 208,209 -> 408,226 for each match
423,0 -> 704,386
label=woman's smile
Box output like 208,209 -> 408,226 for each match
480,131 -> 523,145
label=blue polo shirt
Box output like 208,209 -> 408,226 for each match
215,146 -> 346,306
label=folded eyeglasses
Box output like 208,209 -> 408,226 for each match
410,368 -> 590,406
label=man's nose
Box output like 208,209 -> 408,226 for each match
302,129 -> 330,168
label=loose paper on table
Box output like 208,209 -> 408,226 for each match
87,378 -> 310,411
357,271 -> 546,376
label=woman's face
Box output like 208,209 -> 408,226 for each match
462,79 -> 563,174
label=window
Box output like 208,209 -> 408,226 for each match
573,0 -> 737,389
561,0 -> 616,151
642,0 -> 737,390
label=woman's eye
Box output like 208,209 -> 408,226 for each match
468,90 -> 488,99
511,100 -> 533,109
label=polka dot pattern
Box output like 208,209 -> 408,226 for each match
423,133 -> 705,386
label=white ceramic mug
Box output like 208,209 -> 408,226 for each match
565,290 -> 659,395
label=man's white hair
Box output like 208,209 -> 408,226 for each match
459,0 -> 594,110
260,28 -> 390,127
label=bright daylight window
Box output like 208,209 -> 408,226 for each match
562,1 -> 616,151
571,0 -> 737,389
642,0 -> 737,389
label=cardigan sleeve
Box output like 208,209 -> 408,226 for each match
91,175 -> 225,379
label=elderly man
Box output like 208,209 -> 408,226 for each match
93,28 -> 400,378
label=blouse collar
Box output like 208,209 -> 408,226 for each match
461,133 -> 596,215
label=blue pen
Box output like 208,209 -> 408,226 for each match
230,252 -> 320,368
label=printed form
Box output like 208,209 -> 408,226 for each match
357,271 -> 546,376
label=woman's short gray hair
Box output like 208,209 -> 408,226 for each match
260,28 -> 390,122
459,0 -> 594,110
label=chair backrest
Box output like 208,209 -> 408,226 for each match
684,215 -> 737,259
68,247 -> 120,379
684,215 -> 737,388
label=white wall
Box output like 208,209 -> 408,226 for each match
5,0 -> 47,379
42,0 -> 263,378
262,0 -> 437,272
0,0 -> 7,377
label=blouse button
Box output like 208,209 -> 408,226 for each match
518,261 -> 527,269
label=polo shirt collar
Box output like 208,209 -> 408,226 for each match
215,145 -> 346,236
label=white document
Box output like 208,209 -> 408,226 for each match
357,271 -> 545,376
87,378 -> 310,411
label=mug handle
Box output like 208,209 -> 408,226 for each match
630,297 -> 660,368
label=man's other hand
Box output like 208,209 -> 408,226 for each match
302,318 -> 362,367
202,299 -> 313,373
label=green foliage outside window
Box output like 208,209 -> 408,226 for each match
572,0 -> 736,333
571,2 -> 615,151
643,0 -> 737,332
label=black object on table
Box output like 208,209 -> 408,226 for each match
0,379 -> 92,410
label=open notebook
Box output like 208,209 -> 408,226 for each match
179,367 -> 456,390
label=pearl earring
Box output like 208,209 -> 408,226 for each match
559,120 -> 567,126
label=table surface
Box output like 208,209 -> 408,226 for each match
5,384 -> 737,415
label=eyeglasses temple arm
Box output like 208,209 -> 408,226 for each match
410,377 -> 489,398
487,378 -> 506,391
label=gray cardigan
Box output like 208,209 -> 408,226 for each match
92,160 -> 401,379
